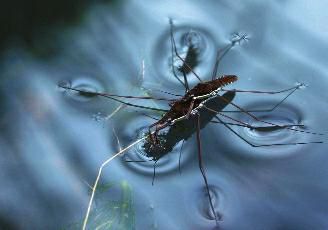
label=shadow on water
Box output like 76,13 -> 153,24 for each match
144,91 -> 235,161
1,1 -> 328,230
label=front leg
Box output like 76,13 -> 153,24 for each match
185,99 -> 195,119
148,122 -> 158,144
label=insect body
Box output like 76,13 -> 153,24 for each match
145,75 -> 237,161
149,75 -> 237,138
59,20 -> 324,230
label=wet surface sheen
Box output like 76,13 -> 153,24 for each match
1,1 -> 328,230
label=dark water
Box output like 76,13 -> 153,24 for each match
1,1 -> 328,229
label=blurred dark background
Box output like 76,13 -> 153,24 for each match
0,0 -> 111,57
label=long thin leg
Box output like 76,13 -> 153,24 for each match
169,19 -> 203,83
221,85 -> 300,113
206,107 -> 304,131
82,136 -> 147,230
196,113 -> 219,225
212,34 -> 248,80
124,159 -> 152,163
215,94 -> 322,135
211,44 -> 234,80
152,160 -> 158,186
60,85 -> 169,112
211,120 -> 256,127
214,116 -> 323,147
204,105 -> 322,136
60,85 -> 175,101
182,71 -> 190,92
178,140 -> 185,174
139,113 -> 160,121
170,20 -> 190,90
186,100 -> 195,118
222,84 -> 303,94
154,89 -> 183,97
210,120 -> 306,132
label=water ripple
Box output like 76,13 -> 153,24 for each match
197,186 -> 224,221
232,102 -> 309,157
152,24 -> 217,87
112,113 -> 192,177
59,77 -> 105,103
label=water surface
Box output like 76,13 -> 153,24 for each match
1,1 -> 328,229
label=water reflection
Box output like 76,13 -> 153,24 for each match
153,22 -> 218,87
1,0 -> 328,229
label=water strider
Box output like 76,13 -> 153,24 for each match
59,19 -> 324,229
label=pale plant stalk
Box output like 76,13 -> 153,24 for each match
104,104 -> 126,121
82,136 -> 147,230
112,127 -> 123,152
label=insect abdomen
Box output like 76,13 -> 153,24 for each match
213,75 -> 238,88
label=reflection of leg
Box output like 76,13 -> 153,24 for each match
178,140 -> 185,174
196,113 -> 219,226
221,85 -> 301,113
205,104 -> 321,136
215,95 -> 321,135
152,160 -> 158,186
169,19 -> 203,83
209,106 -> 303,129
206,108 -> 304,131
59,84 -> 172,107
170,19 -> 188,89
182,71 -> 190,92
214,116 -> 323,147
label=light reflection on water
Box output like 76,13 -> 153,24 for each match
1,1 -> 328,229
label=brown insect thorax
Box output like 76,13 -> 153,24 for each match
153,75 -> 238,132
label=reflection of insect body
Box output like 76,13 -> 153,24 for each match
60,20 -> 323,229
